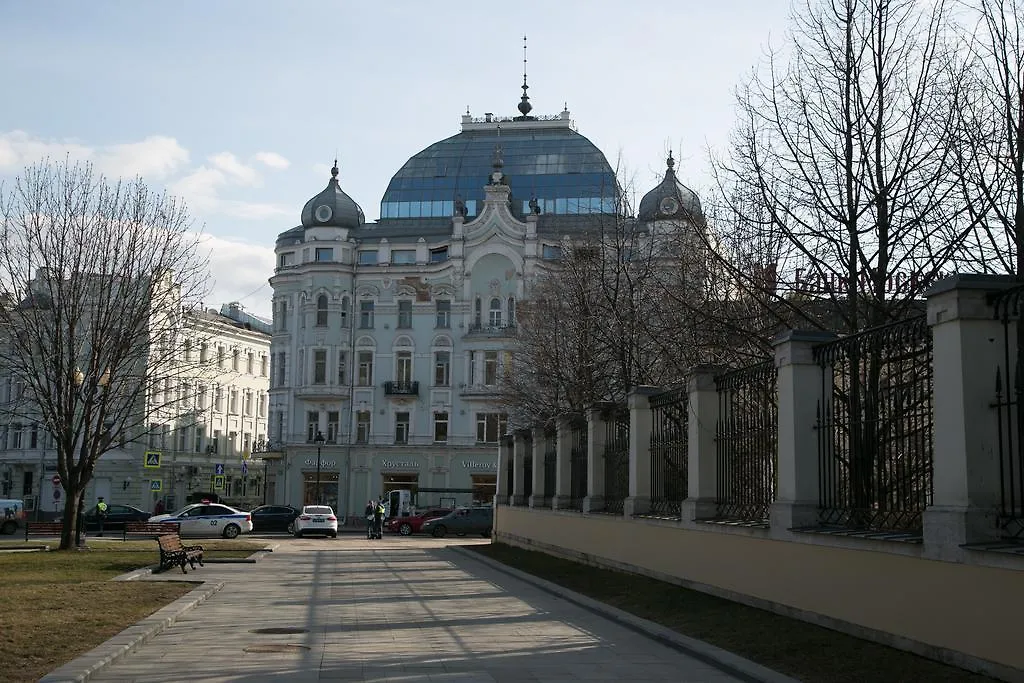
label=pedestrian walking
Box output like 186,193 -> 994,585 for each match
365,500 -> 375,539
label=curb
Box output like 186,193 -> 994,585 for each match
38,581 -> 225,683
450,546 -> 801,683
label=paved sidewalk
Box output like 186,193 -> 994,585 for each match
55,537 -> 763,682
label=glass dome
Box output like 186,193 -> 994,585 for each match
380,124 -> 619,221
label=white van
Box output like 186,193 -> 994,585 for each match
1,499 -> 26,535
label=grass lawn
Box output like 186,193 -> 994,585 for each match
471,543 -> 996,683
0,539 -> 268,683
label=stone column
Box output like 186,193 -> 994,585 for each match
552,416 -> 574,510
770,330 -> 837,537
511,431 -> 528,507
583,406 -> 608,513
681,367 -> 722,522
529,426 -> 547,508
923,275 -> 1017,560
625,386 -> 660,517
494,437 -> 511,506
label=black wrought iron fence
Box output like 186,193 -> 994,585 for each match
993,286 -> 1024,539
567,416 -> 588,510
601,405 -> 630,515
542,428 -> 556,506
715,361 -> 777,525
648,386 -> 688,518
523,437 -> 533,501
813,315 -> 933,533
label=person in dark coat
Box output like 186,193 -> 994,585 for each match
364,500 -> 375,539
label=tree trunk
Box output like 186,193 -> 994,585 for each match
58,488 -> 84,550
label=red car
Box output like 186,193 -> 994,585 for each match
385,508 -> 453,536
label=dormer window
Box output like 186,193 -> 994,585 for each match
358,251 -> 378,265
315,247 -> 333,262
392,249 -> 416,265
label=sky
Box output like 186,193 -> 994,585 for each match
0,0 -> 794,320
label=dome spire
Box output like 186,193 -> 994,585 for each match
331,158 -> 339,180
666,151 -> 675,174
517,35 -> 533,118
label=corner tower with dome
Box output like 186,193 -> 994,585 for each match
266,89 -> 703,522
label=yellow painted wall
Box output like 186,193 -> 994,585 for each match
495,506 -> 1024,674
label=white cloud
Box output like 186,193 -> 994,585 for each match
0,130 -> 188,180
209,152 -> 260,186
253,151 -> 290,170
170,159 -> 289,221
199,233 -> 275,319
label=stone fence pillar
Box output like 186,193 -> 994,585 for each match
495,436 -> 511,506
625,386 -> 660,517
552,416 -> 574,510
583,405 -> 608,513
681,367 -> 722,522
511,431 -> 529,507
529,426 -> 547,508
770,330 -> 837,537
923,274 -> 1018,560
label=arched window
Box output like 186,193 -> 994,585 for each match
316,295 -> 328,327
489,297 -> 502,327
474,297 -> 482,327
507,296 -> 516,325
340,296 -> 350,328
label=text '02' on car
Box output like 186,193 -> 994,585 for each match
149,503 -> 253,538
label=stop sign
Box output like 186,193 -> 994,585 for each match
51,475 -> 61,486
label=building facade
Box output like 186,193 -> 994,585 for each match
267,92 -> 703,522
0,302 -> 271,518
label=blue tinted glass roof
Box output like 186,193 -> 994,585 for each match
381,123 -> 619,220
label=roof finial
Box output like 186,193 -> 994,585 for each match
331,158 -> 339,179
666,151 -> 675,173
517,35 -> 533,117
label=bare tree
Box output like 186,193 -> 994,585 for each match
955,0 -> 1024,276
0,160 -> 210,549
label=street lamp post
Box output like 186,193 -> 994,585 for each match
314,431 -> 326,505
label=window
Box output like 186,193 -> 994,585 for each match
211,429 -> 221,454
274,411 -> 284,443
357,351 -> 374,386
257,391 -> 265,417
430,246 -> 449,263
340,296 -> 349,328
474,297 -> 482,327
218,347 -> 225,369
247,352 -> 254,375
359,300 -> 374,328
214,386 -> 224,412
396,351 -> 413,384
484,351 -> 499,385
307,411 -> 319,442
392,249 -> 416,264
11,425 -> 21,449
232,349 -> 240,372
508,297 -> 516,325
356,411 -> 371,443
194,426 -> 205,453
395,411 -> 410,444
29,425 -> 37,449
198,385 -> 207,409
337,350 -> 348,384
314,349 -> 327,384
200,343 -> 209,363
243,432 -> 251,453
176,427 -> 187,452
244,389 -> 253,415
476,412 -> 508,443
184,339 -> 193,362
148,423 -> 160,449
277,300 -> 289,331
542,244 -> 562,260
327,411 -> 340,443
434,351 -> 451,386
316,295 -> 328,326
261,355 -> 268,376
489,298 -> 502,327
397,300 -> 412,328
434,412 -> 449,443
229,388 -> 239,414
278,251 -> 295,268
358,251 -> 378,265
435,300 -> 450,328
276,353 -> 286,386
228,431 -> 237,455
315,247 -> 333,262
468,350 -> 477,385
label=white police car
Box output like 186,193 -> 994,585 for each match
149,503 -> 253,539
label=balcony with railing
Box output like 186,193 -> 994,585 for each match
293,384 -> 352,401
464,323 -> 517,338
459,383 -> 501,399
384,380 -> 419,396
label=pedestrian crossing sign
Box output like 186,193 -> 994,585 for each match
144,451 -> 161,468
213,474 -> 225,490
150,479 -> 162,492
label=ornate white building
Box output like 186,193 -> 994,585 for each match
267,87 -> 703,522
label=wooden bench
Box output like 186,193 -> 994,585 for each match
157,533 -> 204,574
24,521 -> 63,541
123,521 -> 180,541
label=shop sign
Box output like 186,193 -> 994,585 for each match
381,459 -> 421,470
461,460 -> 497,470
303,459 -> 337,468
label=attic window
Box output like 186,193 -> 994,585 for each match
392,250 -> 416,265
430,246 -> 449,263
358,251 -> 378,265
278,252 -> 295,267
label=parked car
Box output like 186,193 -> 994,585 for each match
0,498 -> 26,535
249,505 -> 301,533
293,505 -> 338,538
149,503 -> 253,538
421,507 -> 493,538
82,504 -> 151,532
385,508 -> 453,536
